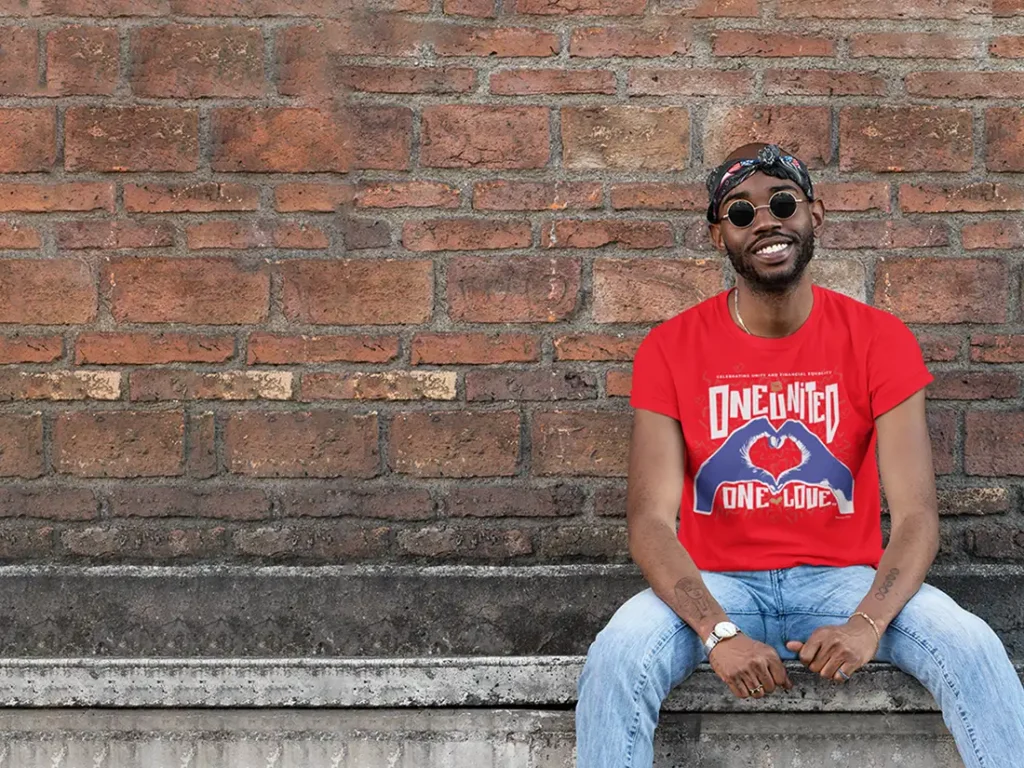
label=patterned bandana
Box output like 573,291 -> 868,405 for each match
705,144 -> 815,223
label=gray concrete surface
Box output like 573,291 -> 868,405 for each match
0,709 -> 964,767
0,563 -> 1020,658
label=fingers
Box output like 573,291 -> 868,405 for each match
767,653 -> 794,690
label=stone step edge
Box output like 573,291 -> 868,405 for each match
3,656 -> 1019,711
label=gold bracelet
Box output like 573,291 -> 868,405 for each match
851,611 -> 881,644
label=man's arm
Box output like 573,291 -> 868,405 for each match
853,388 -> 940,633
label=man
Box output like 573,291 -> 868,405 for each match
575,143 -> 1024,767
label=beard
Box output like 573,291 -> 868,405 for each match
726,230 -> 815,295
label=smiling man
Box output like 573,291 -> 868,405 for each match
575,143 -> 1024,767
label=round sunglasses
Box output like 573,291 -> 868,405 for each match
723,191 -> 807,228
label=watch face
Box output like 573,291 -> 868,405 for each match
715,621 -> 737,638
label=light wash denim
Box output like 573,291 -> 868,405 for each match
576,564 -> 1024,767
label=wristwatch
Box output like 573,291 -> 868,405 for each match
703,621 -> 742,656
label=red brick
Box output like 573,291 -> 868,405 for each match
627,68 -> 751,95
906,72 -> 1024,99
0,522 -> 55,559
820,221 -> 947,250
594,486 -> 626,517
0,370 -> 120,400
54,411 -> 184,478
422,106 -> 549,169
928,409 -> 956,475
447,486 -> 583,518
431,24 -> 559,56
0,415 -> 42,477
474,181 -> 601,211
65,107 -> 197,172
357,181 -> 460,210
917,333 -> 961,362
968,528 -> 1024,560
569,22 -> 689,57
704,105 -> 830,167
186,220 -> 327,250
900,183 -> 1024,213
966,410 -> 1024,476
444,0 -> 495,15
0,223 -> 39,249
0,488 -> 95,520
490,68 -> 615,94
467,369 -> 598,401
130,370 -> 292,402
512,0 -> 645,12
840,107 -> 973,172
849,32 -> 975,58
554,333 -> 642,360
713,31 -> 833,57
104,257 -> 269,324
108,488 -> 269,521
662,0 -> 758,15
397,526 -> 533,560
0,335 -> 62,364
995,0 -> 1024,15
44,0 -> 168,13
607,369 -> 631,397
593,258 -> 722,322
536,524 -> 628,561
56,220 -> 174,250
277,17 -> 419,68
274,183 -> 355,212
131,24 -> 264,98
542,219 -> 673,249
0,182 -> 112,212
341,218 -> 390,250
77,333 -> 234,365
936,488 -> 1011,516
990,35 -> 1024,57
337,65 -> 475,94
0,27 -> 40,95
928,372 -> 1019,400
301,371 -> 455,401
226,412 -> 378,478
403,218 -> 532,251
764,69 -> 886,95
563,106 -> 688,170
390,411 -> 519,478
0,260 -> 94,324
610,182 -> 705,210
280,487 -> 433,521
411,332 -> 541,364
874,258 -> 1007,324
447,256 -> 580,323
125,182 -> 258,213
0,108 -> 55,171
972,335 -> 1024,363
815,182 -> 891,212
231,523 -> 391,562
962,221 -> 1024,250
778,0 -> 988,18
173,0 -> 430,13
248,334 -> 399,364
211,108 -> 349,172
187,412 -> 216,479
986,108 -> 1024,172
280,259 -> 433,325
532,411 -> 630,476
46,26 -> 118,95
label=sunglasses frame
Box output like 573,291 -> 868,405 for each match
724,190 -> 807,228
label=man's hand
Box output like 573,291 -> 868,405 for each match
785,619 -> 878,682
708,634 -> 794,699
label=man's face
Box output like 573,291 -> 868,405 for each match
709,170 -> 825,294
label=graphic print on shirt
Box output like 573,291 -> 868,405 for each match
693,372 -> 854,517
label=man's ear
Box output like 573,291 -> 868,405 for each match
708,222 -> 725,252
811,198 -> 825,235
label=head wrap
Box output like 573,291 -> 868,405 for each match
705,144 -> 814,223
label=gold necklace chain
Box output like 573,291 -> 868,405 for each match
733,288 -> 751,334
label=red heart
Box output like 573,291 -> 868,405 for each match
748,435 -> 803,481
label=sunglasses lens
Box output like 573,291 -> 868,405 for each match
769,191 -> 798,219
726,201 -> 755,227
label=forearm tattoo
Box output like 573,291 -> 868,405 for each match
874,567 -> 900,602
674,577 -> 713,619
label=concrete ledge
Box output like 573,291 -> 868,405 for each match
3,656 -> 1021,711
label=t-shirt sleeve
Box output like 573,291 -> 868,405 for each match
868,312 -> 934,419
629,329 -> 680,421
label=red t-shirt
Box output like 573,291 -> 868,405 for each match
629,284 -> 934,572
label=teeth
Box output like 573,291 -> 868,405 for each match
756,242 -> 789,255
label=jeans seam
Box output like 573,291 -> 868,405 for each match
623,620 -> 688,768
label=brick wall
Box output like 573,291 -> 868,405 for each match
0,0 -> 1020,565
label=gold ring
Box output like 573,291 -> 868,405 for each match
750,684 -> 764,694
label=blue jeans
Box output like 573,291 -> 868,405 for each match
576,564 -> 1024,767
